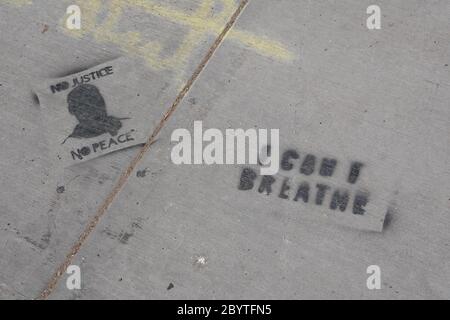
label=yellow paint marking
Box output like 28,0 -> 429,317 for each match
5,0 -> 295,74
131,0 -> 295,61
229,29 -> 296,61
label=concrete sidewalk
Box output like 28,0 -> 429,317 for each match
1,0 -> 449,299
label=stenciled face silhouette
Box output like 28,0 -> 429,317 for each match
64,84 -> 127,143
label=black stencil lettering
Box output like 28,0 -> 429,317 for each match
315,184 -> 330,205
348,162 -> 364,184
293,182 -> 310,203
330,189 -> 350,212
280,149 -> 299,171
258,175 -> 276,195
300,154 -> 316,176
278,178 -> 291,199
319,158 -> 337,177
353,192 -> 369,215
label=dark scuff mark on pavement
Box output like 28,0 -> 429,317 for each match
383,206 -> 397,232
118,232 -> 133,244
31,93 -> 40,105
101,217 -> 146,244
24,231 -> 51,250
101,228 -> 118,240
136,169 -> 148,178
40,232 -> 51,248
137,167 -> 163,178
167,283 -> 174,290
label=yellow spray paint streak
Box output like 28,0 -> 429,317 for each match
228,29 -> 296,61
6,0 -> 295,72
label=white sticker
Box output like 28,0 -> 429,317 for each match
33,58 -> 149,166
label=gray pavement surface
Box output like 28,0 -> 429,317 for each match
1,0 -> 449,299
